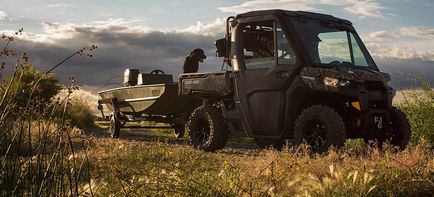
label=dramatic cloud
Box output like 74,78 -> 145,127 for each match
218,0 -> 387,18
4,20 -> 225,89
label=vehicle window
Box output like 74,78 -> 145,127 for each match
242,21 -> 275,70
293,18 -> 377,69
276,26 -> 296,65
318,31 -> 351,64
350,33 -> 369,67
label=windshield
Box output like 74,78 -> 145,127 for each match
293,18 -> 377,69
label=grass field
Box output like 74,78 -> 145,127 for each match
2,89 -> 433,196
58,123 -> 431,197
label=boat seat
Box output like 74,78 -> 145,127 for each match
137,73 -> 173,85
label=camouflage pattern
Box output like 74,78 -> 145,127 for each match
300,66 -> 391,92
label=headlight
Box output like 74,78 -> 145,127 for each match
323,77 -> 339,87
384,80 -> 391,86
323,77 -> 351,87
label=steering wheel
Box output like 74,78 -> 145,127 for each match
329,61 -> 341,66
150,69 -> 165,75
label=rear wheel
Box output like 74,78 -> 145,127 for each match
109,114 -> 121,138
188,105 -> 229,151
294,105 -> 346,153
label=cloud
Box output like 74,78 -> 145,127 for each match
0,10 -> 10,21
175,18 -> 226,36
342,1 -> 385,18
362,30 -> 397,42
3,20 -> 223,89
218,0 -> 386,18
47,4 -> 71,7
15,17 -> 225,45
361,26 -> 434,62
399,27 -> 434,39
366,43 -> 434,62
218,0 -> 318,13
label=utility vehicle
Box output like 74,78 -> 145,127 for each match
179,9 -> 411,152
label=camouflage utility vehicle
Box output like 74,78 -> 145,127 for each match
179,10 -> 411,152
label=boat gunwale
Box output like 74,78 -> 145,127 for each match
98,83 -> 178,95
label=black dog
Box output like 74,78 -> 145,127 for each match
183,48 -> 206,73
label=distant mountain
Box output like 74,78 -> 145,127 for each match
376,58 -> 434,89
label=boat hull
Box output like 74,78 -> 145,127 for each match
98,83 -> 200,116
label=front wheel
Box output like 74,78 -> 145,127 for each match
188,105 -> 229,152
294,105 -> 346,153
388,107 -> 411,149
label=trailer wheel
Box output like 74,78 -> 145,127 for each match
173,124 -> 185,139
254,138 -> 285,150
188,105 -> 229,152
388,107 -> 411,149
294,105 -> 346,153
109,114 -> 121,138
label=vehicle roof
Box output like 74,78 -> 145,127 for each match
235,9 -> 352,25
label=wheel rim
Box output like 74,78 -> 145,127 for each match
302,119 -> 328,149
109,115 -> 121,138
194,117 -> 211,144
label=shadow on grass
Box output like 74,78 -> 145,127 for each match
87,122 -> 261,152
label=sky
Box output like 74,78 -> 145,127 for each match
1,0 -> 433,92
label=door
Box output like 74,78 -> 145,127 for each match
234,20 -> 298,137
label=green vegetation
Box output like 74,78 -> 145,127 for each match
398,87 -> 434,145
65,96 -> 96,129
1,63 -> 62,108
0,30 -> 96,196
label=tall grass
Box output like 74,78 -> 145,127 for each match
84,138 -> 433,196
0,30 -> 97,196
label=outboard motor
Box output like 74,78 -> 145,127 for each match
123,68 -> 140,86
